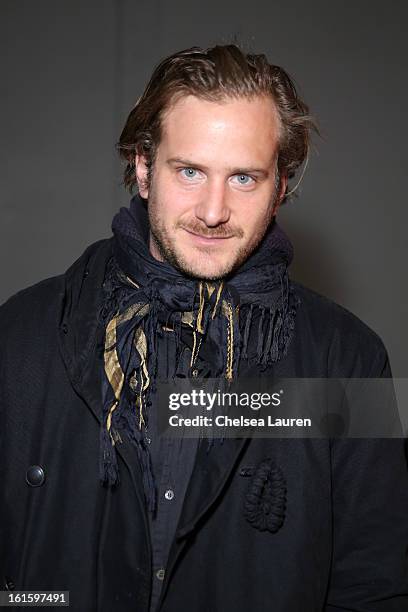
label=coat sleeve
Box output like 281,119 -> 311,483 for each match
325,347 -> 408,611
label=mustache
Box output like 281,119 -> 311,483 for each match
178,221 -> 244,239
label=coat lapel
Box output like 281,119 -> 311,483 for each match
57,236 -> 150,538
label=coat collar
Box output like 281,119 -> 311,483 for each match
58,238 -> 113,424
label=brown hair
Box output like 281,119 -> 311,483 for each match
118,44 -> 318,199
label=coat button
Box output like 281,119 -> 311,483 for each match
26,465 -> 46,487
4,576 -> 15,591
156,568 -> 165,581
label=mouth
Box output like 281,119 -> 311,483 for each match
182,227 -> 235,245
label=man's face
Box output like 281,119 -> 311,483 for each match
136,94 -> 286,280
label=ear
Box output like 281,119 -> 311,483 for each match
135,154 -> 149,199
272,172 -> 288,216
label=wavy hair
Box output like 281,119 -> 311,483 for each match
118,44 -> 318,200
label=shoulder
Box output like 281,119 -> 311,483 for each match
293,281 -> 384,345
0,238 -> 112,340
0,275 -> 63,335
292,281 -> 389,377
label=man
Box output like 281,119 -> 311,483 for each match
1,45 -> 407,612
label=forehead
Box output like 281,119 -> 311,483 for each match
158,94 -> 281,167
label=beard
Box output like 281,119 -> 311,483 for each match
147,186 -> 277,281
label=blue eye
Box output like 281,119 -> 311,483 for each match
233,174 -> 254,186
181,167 -> 198,179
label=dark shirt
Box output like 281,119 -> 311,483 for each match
147,323 -> 200,612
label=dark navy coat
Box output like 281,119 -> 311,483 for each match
1,238 -> 407,611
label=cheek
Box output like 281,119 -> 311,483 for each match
156,177 -> 202,213
151,182 -> 198,223
234,196 -> 272,229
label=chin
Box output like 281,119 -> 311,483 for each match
179,257 -> 236,281
186,268 -> 228,281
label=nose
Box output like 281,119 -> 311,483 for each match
194,179 -> 231,227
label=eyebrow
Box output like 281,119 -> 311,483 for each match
166,157 -> 270,178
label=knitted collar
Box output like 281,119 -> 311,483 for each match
100,196 -> 298,507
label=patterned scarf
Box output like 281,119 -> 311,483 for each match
99,196 -> 299,509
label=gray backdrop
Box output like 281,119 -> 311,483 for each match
1,0 -> 407,375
